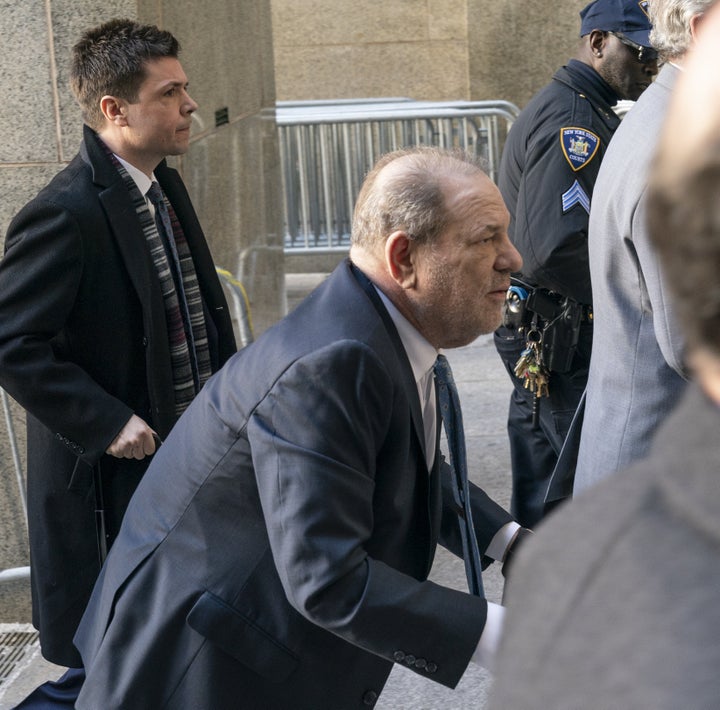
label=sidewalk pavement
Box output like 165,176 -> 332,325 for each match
0,327 -> 515,710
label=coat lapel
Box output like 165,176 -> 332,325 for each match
98,186 -> 160,308
82,127 -> 160,311
349,262 -> 441,564
156,162 -> 231,342
349,263 -> 428,462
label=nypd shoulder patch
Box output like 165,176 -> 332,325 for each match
562,180 -> 591,214
560,127 -> 600,171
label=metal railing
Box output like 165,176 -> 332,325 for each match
216,267 -> 254,347
0,388 -> 29,584
276,99 -> 520,253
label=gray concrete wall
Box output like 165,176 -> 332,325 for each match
0,394 -> 29,622
271,0 -> 588,109
271,0 -> 471,101
469,0 -> 587,107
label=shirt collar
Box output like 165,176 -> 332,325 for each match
114,154 -> 155,197
373,286 -> 439,383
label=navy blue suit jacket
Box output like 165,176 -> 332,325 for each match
75,260 -> 513,709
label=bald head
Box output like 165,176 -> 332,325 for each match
349,147 -> 522,349
350,147 -> 488,254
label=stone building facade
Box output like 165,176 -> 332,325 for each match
271,0 -> 586,107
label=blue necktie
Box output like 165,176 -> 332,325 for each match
434,354 -> 484,596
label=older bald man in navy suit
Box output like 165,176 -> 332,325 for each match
75,146 -> 531,710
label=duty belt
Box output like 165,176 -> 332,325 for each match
502,279 -> 590,407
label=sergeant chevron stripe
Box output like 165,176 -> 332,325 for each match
562,180 -> 591,214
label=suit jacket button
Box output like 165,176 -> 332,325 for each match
414,657 -> 427,669
393,651 -> 405,662
405,654 -> 416,666
426,662 -> 438,673
362,690 -> 378,706
142,336 -> 148,347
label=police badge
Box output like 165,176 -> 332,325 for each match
560,127 -> 601,171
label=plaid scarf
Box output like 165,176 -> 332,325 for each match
101,142 -> 212,415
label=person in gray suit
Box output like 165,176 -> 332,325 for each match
567,0 -> 713,496
490,4 -> 720,704
73,147 -> 531,710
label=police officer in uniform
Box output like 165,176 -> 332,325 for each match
494,0 -> 658,527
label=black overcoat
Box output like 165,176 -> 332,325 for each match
0,125 -> 236,666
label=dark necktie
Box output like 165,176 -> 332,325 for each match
434,354 -> 484,596
147,181 -> 183,283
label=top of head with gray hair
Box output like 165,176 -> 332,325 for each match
647,0 -> 715,59
350,147 -> 488,252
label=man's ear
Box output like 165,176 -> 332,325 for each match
689,11 -> 707,43
385,230 -> 418,288
588,29 -> 608,59
100,95 -> 128,126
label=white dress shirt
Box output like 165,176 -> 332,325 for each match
374,287 -> 516,671
114,154 -> 157,213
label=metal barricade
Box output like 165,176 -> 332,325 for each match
276,99 -> 520,252
1,388 -> 29,585
216,267 -> 254,347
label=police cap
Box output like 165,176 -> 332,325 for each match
579,0 -> 653,47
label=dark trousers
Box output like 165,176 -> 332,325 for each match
494,323 -> 591,528
12,667 -> 84,709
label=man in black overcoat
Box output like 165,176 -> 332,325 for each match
0,18 -> 236,705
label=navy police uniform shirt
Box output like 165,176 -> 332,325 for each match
498,59 -> 621,306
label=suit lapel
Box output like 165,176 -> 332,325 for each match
426,414 -> 444,566
349,262 -> 442,569
349,263 -> 428,462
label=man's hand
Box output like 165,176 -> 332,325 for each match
106,414 -> 158,459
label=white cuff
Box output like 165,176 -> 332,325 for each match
485,521 -> 521,561
471,601 -> 505,672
